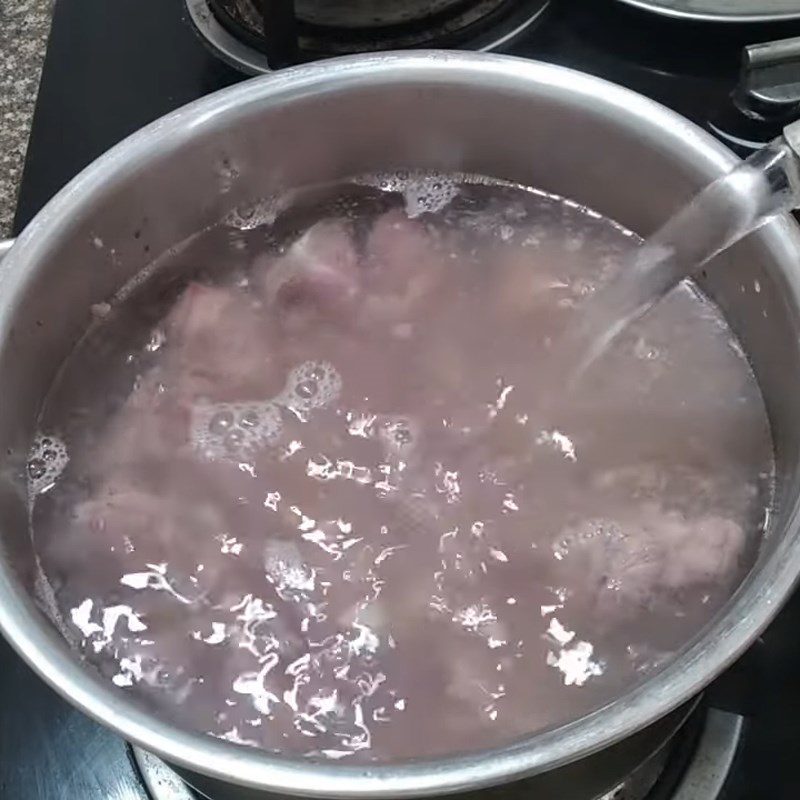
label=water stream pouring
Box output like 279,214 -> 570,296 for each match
561,119 -> 800,377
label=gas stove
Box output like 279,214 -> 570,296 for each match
6,1 -> 800,798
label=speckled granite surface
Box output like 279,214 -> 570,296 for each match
0,0 -> 54,238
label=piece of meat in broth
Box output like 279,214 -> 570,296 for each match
83,368 -> 192,477
590,461 -> 759,522
163,282 -> 280,400
492,241 -> 572,319
360,209 -> 447,326
68,480 -> 228,596
255,220 -> 361,331
79,287 -> 255,476
552,502 -> 746,616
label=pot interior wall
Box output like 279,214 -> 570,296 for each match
1,59 -> 799,782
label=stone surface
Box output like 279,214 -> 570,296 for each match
0,0 -> 54,238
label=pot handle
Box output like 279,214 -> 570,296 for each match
0,239 -> 13,262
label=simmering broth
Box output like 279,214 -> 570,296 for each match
28,175 -> 772,761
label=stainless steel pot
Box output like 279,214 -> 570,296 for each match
1,51 -> 799,799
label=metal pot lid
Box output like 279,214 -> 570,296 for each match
615,0 -> 800,23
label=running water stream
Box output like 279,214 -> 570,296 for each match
559,122 -> 800,379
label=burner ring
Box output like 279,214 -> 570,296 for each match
186,0 -> 271,73
185,0 -> 551,75
133,747 -> 195,799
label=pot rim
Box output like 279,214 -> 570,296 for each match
1,51 -> 799,798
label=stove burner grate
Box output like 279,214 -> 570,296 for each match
185,0 -> 551,73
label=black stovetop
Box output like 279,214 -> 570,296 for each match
5,1 -> 800,797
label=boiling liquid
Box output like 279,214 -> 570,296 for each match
29,176 -> 773,761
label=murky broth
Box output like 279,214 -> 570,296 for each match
29,175 -> 773,761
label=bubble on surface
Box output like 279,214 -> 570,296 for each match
28,434 -> 69,497
225,196 -> 283,231
216,157 -> 240,194
633,337 -> 662,361
191,401 -> 283,460
91,302 -> 112,320
264,540 -> 316,598
376,415 -> 419,455
208,409 -> 235,435
277,361 -> 342,418
356,171 -> 459,219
